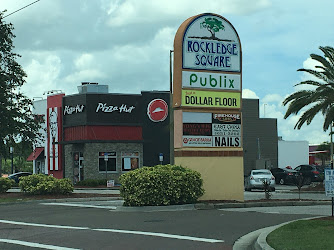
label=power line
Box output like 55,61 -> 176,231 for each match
3,0 -> 41,18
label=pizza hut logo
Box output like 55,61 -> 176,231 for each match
147,99 -> 168,122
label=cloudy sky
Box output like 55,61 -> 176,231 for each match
2,0 -> 334,145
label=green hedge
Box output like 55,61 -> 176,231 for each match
75,179 -> 107,187
19,174 -> 73,195
0,177 -> 14,193
120,164 -> 204,206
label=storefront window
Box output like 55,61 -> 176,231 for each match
122,152 -> 139,171
98,152 -> 117,172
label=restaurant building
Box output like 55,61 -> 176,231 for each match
28,82 -> 171,184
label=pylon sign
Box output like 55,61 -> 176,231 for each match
173,13 -> 242,110
173,13 -> 242,148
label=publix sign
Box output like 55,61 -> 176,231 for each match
182,71 -> 240,91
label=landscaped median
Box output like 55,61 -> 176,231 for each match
0,175 -> 120,203
266,217 -> 334,250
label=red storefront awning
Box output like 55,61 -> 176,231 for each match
27,147 -> 44,161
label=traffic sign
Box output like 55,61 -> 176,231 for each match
325,169 -> 334,197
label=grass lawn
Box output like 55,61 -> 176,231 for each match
267,218 -> 334,250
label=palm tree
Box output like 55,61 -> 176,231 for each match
283,46 -> 334,131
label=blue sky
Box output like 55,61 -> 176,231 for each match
2,0 -> 334,145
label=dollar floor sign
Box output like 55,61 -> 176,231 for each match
173,13 -> 244,201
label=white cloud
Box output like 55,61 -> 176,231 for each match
64,69 -> 107,86
242,89 -> 259,99
74,53 -> 96,69
106,0 -> 271,27
2,0 -> 62,24
20,54 -> 62,97
262,94 -> 283,104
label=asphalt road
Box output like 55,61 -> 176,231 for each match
0,199 -> 326,250
1,184 -> 330,249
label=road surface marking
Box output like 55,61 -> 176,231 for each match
93,228 -> 223,243
0,238 -> 80,250
0,219 -> 223,243
0,219 -> 89,230
41,202 -> 117,210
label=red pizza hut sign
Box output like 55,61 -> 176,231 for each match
147,99 -> 168,122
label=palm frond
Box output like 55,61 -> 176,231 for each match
295,80 -> 324,87
294,102 -> 325,129
297,68 -> 328,83
320,46 -> 334,66
323,106 -> 334,131
310,54 -> 332,71
284,46 -> 334,131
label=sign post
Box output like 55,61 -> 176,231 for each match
159,153 -> 163,165
10,147 -> 13,174
325,169 -> 334,217
104,153 -> 108,182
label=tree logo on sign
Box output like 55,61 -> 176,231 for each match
201,17 -> 224,39
189,16 -> 234,42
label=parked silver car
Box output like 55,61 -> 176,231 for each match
244,169 -> 275,191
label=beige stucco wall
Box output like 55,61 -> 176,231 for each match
175,155 -> 244,201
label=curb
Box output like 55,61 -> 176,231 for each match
195,200 -> 331,210
232,227 -> 264,250
115,204 -> 195,212
255,216 -> 324,250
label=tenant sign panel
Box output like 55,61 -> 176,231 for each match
182,112 -> 241,147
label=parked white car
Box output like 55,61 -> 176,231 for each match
244,169 -> 275,191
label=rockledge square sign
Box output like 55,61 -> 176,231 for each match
173,13 -> 242,110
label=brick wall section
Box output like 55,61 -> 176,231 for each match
64,142 -> 143,184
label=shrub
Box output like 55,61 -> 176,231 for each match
75,179 -> 107,187
119,164 -> 204,206
19,174 -> 73,195
0,177 -> 15,193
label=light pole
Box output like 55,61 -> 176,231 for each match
169,50 -> 174,93
330,123 -> 333,217
10,147 -> 13,174
263,103 -> 267,118
331,123 -> 333,169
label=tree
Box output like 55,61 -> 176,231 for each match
0,11 -> 43,174
200,17 -> 224,39
283,46 -> 334,131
